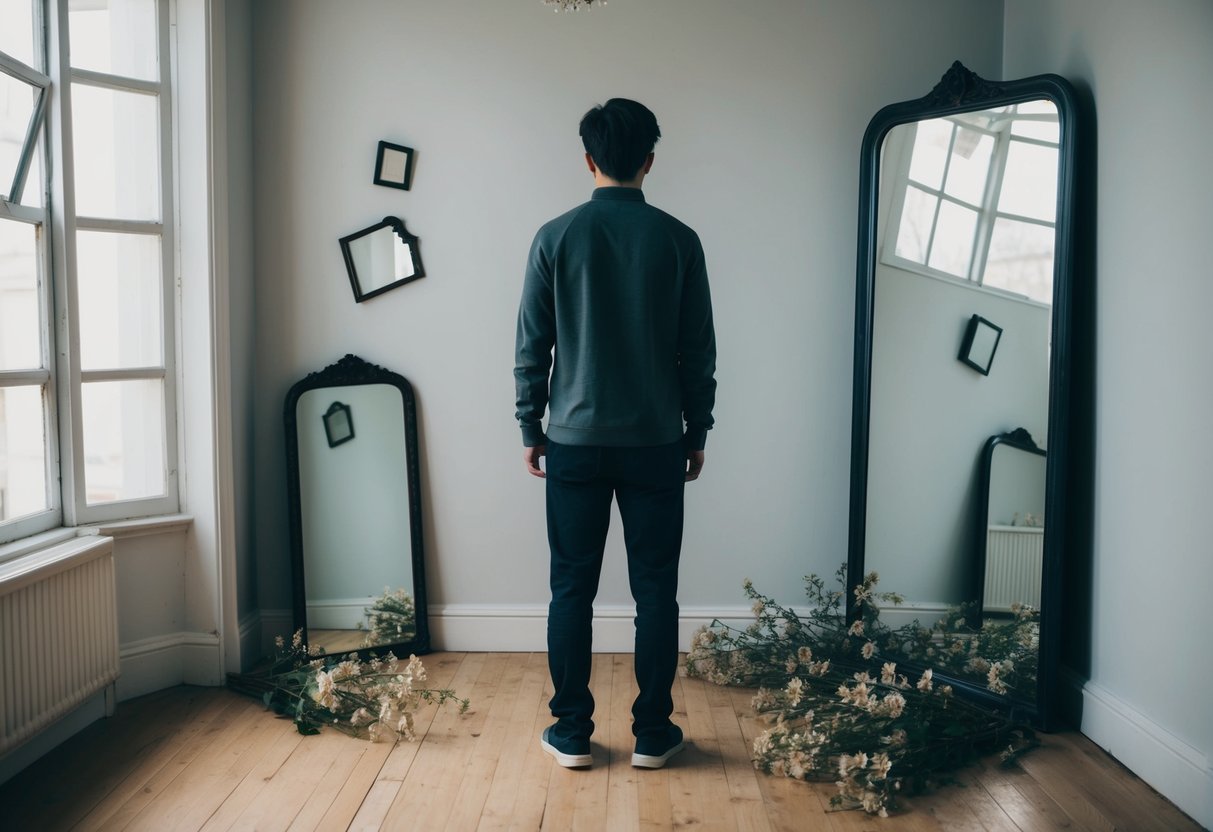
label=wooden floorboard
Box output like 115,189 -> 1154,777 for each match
0,652 -> 1202,832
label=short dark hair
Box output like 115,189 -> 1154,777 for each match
579,98 -> 661,182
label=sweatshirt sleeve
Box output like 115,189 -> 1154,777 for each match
514,233 -> 556,447
677,236 -> 717,451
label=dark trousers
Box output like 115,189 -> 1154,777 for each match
545,439 -> 686,743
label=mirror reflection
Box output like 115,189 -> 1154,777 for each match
339,216 -> 425,303
286,355 -> 429,658
863,99 -> 1058,700
979,432 -> 1046,616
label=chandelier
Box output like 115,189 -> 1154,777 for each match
543,0 -> 605,11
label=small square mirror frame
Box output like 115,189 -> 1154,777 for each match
958,314 -> 1004,375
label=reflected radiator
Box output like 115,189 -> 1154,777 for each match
983,526 -> 1043,613
0,537 -> 119,755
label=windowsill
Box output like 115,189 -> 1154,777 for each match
879,255 -> 1053,310
0,527 -> 80,565
78,514 -> 194,540
0,514 -> 194,567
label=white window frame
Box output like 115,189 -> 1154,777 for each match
881,107 -> 1059,307
1,0 -> 179,545
0,3 -> 60,543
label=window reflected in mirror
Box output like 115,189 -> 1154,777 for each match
884,101 -> 1059,305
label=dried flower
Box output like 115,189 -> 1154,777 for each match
880,662 -> 897,684
786,677 -> 805,707
228,629 -> 468,743
683,566 -> 1035,816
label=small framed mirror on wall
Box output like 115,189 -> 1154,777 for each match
284,354 -> 430,658
339,216 -> 425,303
847,62 -> 1078,728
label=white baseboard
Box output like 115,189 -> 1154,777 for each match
1076,677 -> 1212,829
306,597 -> 376,630
428,604 -> 754,652
118,631 -> 221,700
871,601 -> 950,630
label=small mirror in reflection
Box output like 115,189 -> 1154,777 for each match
981,432 -> 1046,617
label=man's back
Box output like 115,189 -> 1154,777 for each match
515,187 -> 715,450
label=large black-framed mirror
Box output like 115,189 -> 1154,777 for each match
285,354 -> 430,658
847,62 -> 1077,729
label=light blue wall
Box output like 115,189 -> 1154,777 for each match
1004,1 -> 1213,825
249,0 -> 1005,618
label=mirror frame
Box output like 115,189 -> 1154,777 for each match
285,353 -> 431,658
338,215 -> 426,303
974,428 -> 1047,621
847,62 -> 1077,728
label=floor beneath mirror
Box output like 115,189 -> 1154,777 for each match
0,652 -> 1199,831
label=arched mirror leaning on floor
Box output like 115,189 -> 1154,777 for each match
847,62 -> 1078,729
285,354 -> 430,657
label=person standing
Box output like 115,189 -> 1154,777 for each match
514,98 -> 717,770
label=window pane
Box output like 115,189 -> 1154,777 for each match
82,378 -> 165,503
1011,100 -> 1060,143
0,0 -> 37,67
892,185 -> 936,264
69,0 -> 158,81
998,140 -> 1058,222
0,384 -> 48,522
894,185 -> 936,264
984,218 -> 1055,305
71,83 -> 160,220
907,118 -> 951,191
18,132 -> 42,207
77,231 -> 162,370
927,200 -> 978,277
1,70 -> 39,201
0,219 -> 41,371
943,126 -> 994,206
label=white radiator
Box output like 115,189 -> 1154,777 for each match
0,537 -> 120,755
983,525 -> 1043,613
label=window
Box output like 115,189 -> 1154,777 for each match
883,101 -> 1060,305
0,0 -> 176,545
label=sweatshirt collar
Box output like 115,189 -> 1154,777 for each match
591,186 -> 646,202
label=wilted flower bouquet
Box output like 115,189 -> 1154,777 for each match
686,566 -> 1036,816
228,630 -> 468,741
359,586 -> 418,648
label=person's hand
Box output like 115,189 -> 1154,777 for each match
686,450 -> 705,482
524,445 -> 547,479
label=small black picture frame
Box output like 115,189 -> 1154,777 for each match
958,314 -> 1003,376
373,140 -> 415,190
323,401 -> 355,448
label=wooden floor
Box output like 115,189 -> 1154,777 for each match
1,652 -> 1200,831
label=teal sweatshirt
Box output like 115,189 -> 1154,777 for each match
514,187 -> 717,450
